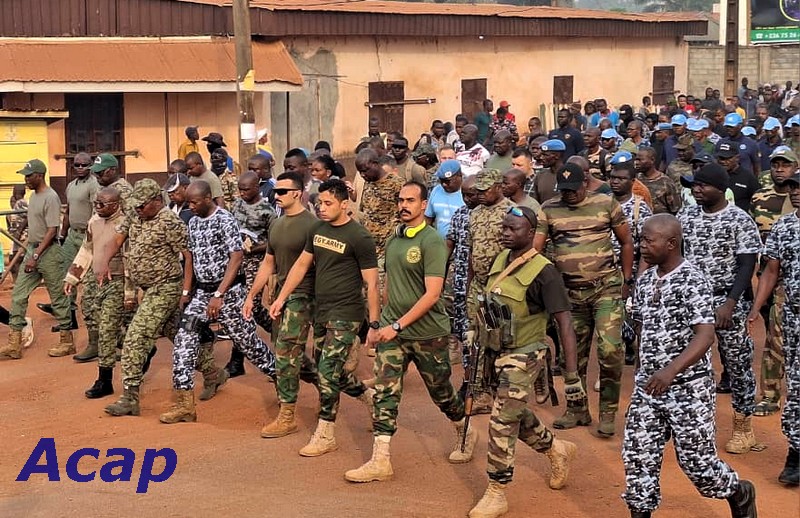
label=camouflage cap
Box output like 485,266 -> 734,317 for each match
412,143 -> 436,159
474,168 -> 502,190
129,178 -> 163,208
618,140 -> 639,154
770,145 -> 798,163
673,134 -> 694,150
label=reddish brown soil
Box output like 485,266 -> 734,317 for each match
0,288 -> 797,517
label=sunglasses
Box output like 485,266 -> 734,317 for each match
506,206 -> 537,227
392,144 -> 408,149
93,200 -> 119,208
135,198 -> 155,211
273,188 -> 300,196
74,163 -> 92,169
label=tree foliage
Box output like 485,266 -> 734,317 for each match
632,0 -> 714,12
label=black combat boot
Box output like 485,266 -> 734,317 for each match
37,303 -> 54,315
85,366 -> 114,399
726,479 -> 757,518
630,511 -> 651,518
51,309 -> 79,332
225,347 -> 246,378
779,447 -> 799,486
141,345 -> 158,375
716,368 -> 732,394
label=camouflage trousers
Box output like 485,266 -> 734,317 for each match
487,345 -> 554,484
312,320 -> 367,422
81,270 -> 99,338
243,255 -> 271,332
95,276 -> 125,369
566,273 -> 624,414
621,377 -> 739,512
782,303 -> 799,451
372,336 -> 464,436
122,280 -> 182,389
759,286 -> 785,402
272,294 -> 322,404
173,284 -> 275,390
713,295 -> 756,416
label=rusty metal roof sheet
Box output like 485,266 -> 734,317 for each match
0,37 -> 303,88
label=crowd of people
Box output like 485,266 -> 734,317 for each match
1,80 -> 799,518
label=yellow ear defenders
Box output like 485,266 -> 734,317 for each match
395,221 -> 426,238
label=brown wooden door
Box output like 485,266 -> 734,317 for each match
652,66 -> 675,105
553,76 -> 574,105
368,81 -> 405,134
461,78 -> 487,123
65,93 -> 125,180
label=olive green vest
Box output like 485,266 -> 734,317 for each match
485,250 -> 551,350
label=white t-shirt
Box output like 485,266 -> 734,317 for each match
456,143 -> 490,177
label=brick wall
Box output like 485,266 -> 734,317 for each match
688,44 -> 800,95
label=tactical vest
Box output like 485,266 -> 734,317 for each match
485,249 -> 551,350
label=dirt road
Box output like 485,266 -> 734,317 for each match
0,290 -> 797,517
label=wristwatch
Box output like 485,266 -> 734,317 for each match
181,290 -> 190,297
213,291 -> 224,298
32,253 -> 40,261
369,321 -> 380,330
391,321 -> 402,332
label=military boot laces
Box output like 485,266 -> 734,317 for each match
545,438 -> 577,490
449,418 -> 477,464
725,412 -> 756,454
159,389 -> 197,424
299,419 -> 338,457
105,386 -> 140,416
726,479 -> 757,518
261,403 -> 299,438
552,402 -> 592,430
468,481 -> 508,518
0,330 -> 23,360
48,330 -> 76,357
344,435 -> 393,483
533,363 -> 549,405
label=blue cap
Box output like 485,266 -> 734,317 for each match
600,129 -> 620,140
788,115 -> 800,127
686,119 -> 699,131
741,126 -> 756,137
540,139 -> 566,152
656,122 -> 672,131
436,159 -> 462,179
671,114 -> 687,126
763,117 -> 781,131
694,118 -> 710,130
724,113 -> 744,127
610,150 -> 634,165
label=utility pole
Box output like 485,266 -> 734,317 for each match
233,0 -> 256,168
724,0 -> 739,99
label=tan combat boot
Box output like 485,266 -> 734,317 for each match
159,389 -> 197,424
597,412 -> 617,438
199,367 -> 229,401
553,402 -> 592,429
48,330 -> 76,357
344,435 -> 393,482
299,419 -> 338,457
261,403 -> 299,438
105,386 -> 141,416
0,330 -> 23,360
725,412 -> 756,453
449,417 -> 478,464
545,438 -> 577,489
469,481 -> 509,518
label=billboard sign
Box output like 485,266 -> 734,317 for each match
751,0 -> 800,43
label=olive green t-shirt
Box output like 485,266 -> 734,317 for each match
304,218 -> 377,322
380,225 -> 450,340
267,210 -> 317,295
27,187 -> 62,244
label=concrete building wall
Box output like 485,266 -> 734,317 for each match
687,44 -> 800,96
274,35 -> 690,160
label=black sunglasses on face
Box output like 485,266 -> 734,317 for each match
274,188 -> 300,196
93,200 -> 119,208
74,163 -> 92,168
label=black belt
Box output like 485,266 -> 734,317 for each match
195,274 -> 245,293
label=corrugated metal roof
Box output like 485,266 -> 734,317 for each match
0,38 -> 303,85
178,0 -> 702,23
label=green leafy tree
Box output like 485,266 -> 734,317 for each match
633,0 -> 714,12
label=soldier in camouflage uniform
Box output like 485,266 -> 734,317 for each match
467,206 -> 581,518
345,181 -> 475,486
269,179 -> 378,457
534,162 -> 634,437
356,148 -> 405,289
636,147 -> 682,215
64,188 -> 131,399
678,164 -> 762,454
748,171 -> 800,486
160,180 -> 276,425
210,147 -> 239,210
750,146 -> 797,416
665,134 -> 694,189
98,179 -> 187,417
623,214 -> 757,518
